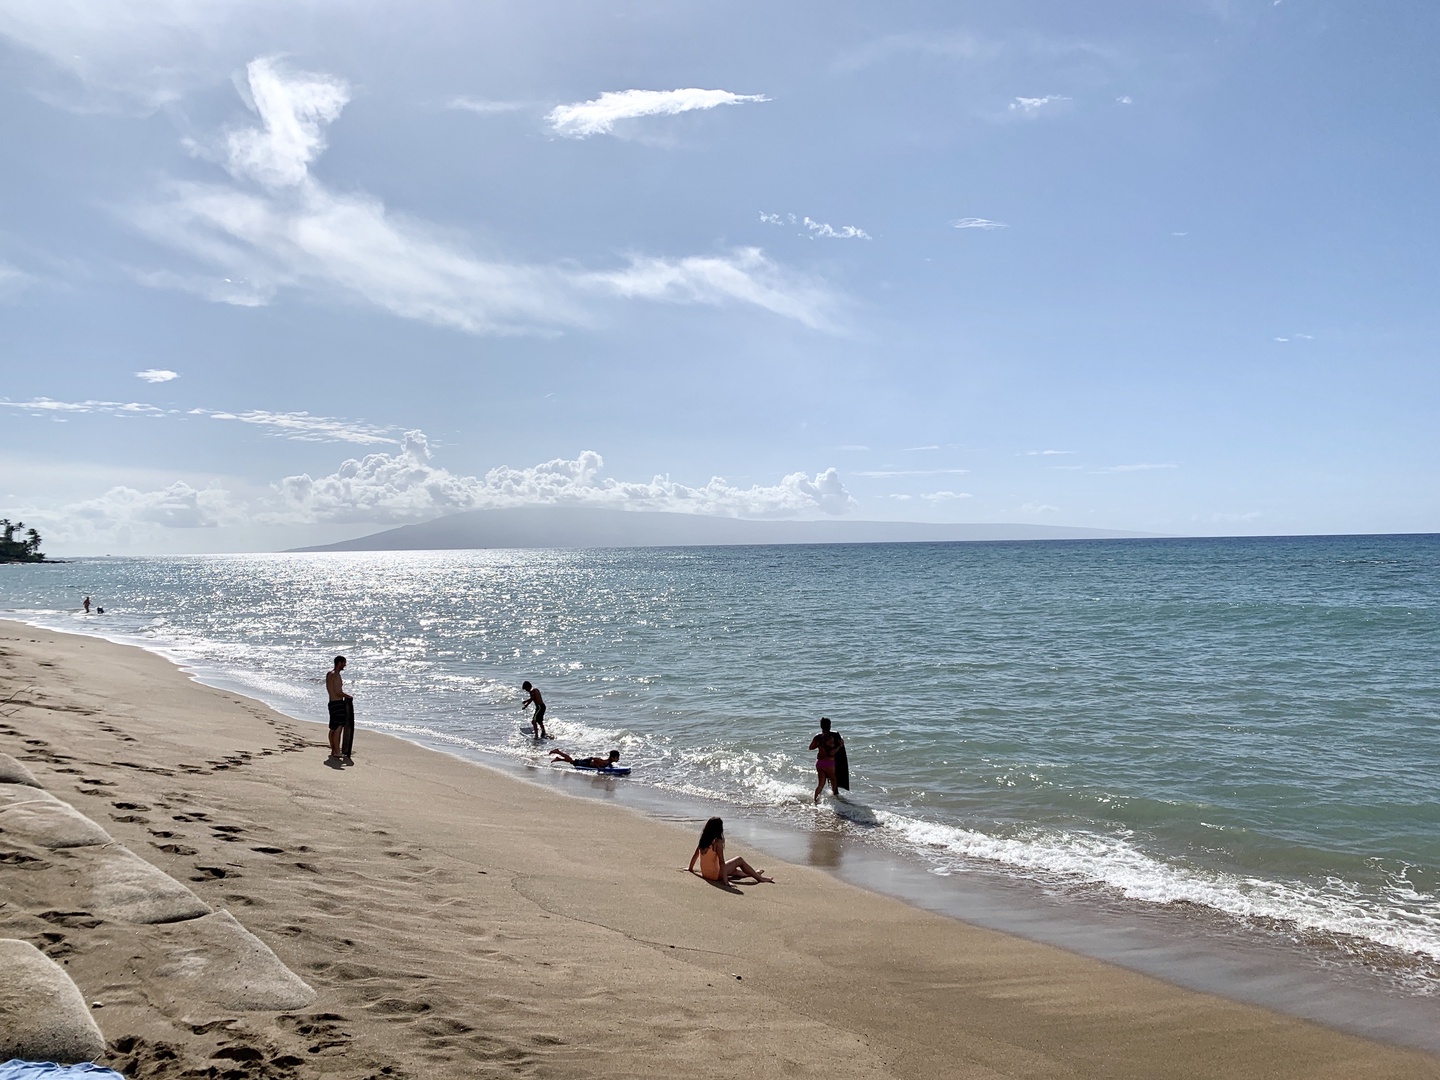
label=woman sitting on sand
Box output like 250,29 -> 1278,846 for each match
550,749 -> 621,769
687,817 -> 773,886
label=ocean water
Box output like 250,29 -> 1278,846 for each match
2,535 -> 1437,995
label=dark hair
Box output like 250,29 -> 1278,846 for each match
607,750 -> 620,762
334,655 -> 346,666
698,817 -> 724,851
819,716 -> 831,731
522,680 -> 532,690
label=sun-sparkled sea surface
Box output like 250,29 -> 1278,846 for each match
3,535 -> 1437,992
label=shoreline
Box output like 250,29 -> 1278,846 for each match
6,612 -> 1440,1057
2,619 -> 1439,1078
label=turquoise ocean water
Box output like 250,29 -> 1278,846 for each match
2,535 -> 1437,996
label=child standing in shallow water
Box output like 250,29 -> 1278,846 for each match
687,817 -> 773,886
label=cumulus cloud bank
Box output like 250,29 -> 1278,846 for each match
274,435 -> 856,524
547,88 -> 768,138
132,60 -> 835,334
25,435 -> 857,548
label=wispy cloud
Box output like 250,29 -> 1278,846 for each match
921,490 -> 972,502
1116,95 -> 1133,105
1093,463 -> 1176,473
951,217 -> 1007,230
1009,95 -> 1070,116
854,468 -> 969,478
586,248 -> 837,331
547,88 -> 768,139
130,59 -> 835,334
0,261 -> 36,296
203,409 -> 396,445
0,397 -> 167,417
2,395 -> 397,446
1025,449 -> 1075,456
1020,502 -> 1060,514
759,212 -> 871,240
447,97 -> 526,114
135,369 -> 179,383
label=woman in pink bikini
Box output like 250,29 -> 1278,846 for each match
687,818 -> 773,886
809,716 -> 844,804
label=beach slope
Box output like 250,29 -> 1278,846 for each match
0,620 -> 1434,1080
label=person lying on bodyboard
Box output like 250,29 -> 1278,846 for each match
550,748 -> 621,770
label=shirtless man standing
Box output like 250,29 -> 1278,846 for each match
521,680 -> 550,739
326,656 -> 354,763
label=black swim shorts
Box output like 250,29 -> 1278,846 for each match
328,699 -> 348,730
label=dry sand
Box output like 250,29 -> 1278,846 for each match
1,619 -> 1436,1080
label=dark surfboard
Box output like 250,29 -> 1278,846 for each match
835,740 -> 850,791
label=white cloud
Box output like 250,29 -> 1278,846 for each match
223,57 -> 347,188
1117,95 -> 1133,105
759,212 -> 870,239
1009,95 -> 1070,116
131,60 -> 833,334
203,409 -> 396,445
272,437 -> 856,524
1025,449 -> 1075,456
587,248 -> 836,331
951,217 -> 1008,230
0,397 -> 168,417
447,97 -> 526,114
70,480 -> 244,529
921,490 -> 972,502
802,217 -> 870,240
1,395 -> 400,447
135,369 -> 179,383
1020,502 -> 1060,514
547,88 -> 768,138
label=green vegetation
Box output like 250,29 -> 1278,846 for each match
0,518 -> 46,563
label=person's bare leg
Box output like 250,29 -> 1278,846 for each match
727,857 -> 773,883
328,727 -> 341,759
813,773 -> 825,804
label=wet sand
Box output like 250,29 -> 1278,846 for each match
1,619 -> 1437,1079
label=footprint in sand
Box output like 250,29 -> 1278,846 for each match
189,866 -> 233,881
151,842 -> 198,856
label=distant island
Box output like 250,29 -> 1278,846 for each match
289,506 -> 1150,553
0,518 -> 50,563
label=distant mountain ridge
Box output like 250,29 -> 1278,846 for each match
289,506 -> 1148,552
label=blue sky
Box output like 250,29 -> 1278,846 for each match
2,0 -> 1437,554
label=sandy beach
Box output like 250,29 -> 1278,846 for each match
1,619 -> 1437,1080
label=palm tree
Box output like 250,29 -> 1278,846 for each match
25,528 -> 42,558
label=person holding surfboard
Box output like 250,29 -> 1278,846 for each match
687,817 -> 773,886
520,680 -> 551,738
549,748 -> 621,770
325,655 -> 355,764
809,716 -> 847,804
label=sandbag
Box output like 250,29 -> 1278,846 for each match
0,940 -> 106,1064
0,754 -> 41,788
86,846 -> 211,925
0,787 -> 112,849
147,910 -> 315,1010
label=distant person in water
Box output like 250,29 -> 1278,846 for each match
687,817 -> 772,886
82,596 -> 90,614
550,748 -> 621,769
326,656 -> 355,764
809,716 -> 844,804
521,680 -> 550,738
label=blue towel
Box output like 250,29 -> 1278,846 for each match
0,1063 -> 126,1080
